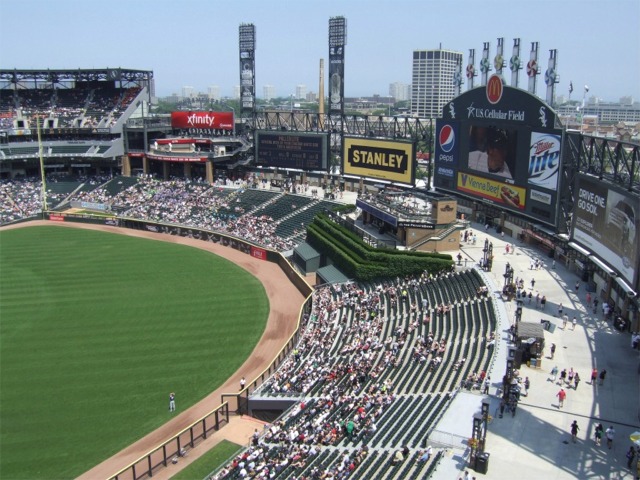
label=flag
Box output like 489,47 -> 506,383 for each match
584,85 -> 589,93
569,82 -> 573,94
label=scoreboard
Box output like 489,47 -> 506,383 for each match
255,131 -> 329,170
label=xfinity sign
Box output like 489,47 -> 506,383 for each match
171,111 -> 234,131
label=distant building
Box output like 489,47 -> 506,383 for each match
389,82 -> 410,102
233,86 -> 241,99
207,85 -> 220,101
296,85 -> 307,100
306,91 -> 318,102
263,85 -> 276,101
181,86 -> 195,100
555,99 -> 640,124
411,49 -> 462,118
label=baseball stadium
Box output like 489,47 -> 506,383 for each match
1,19 -> 640,480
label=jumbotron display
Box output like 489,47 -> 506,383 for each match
434,75 -> 562,226
255,131 -> 329,170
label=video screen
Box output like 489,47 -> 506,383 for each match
467,125 -> 518,180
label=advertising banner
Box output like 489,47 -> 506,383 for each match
329,46 -> 345,115
147,154 -> 208,163
250,246 -> 267,261
434,122 -> 459,167
343,137 -> 415,185
457,172 -> 526,210
528,132 -> 560,190
170,112 -> 234,131
572,175 -> 639,284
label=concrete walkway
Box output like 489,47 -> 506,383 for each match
440,222 -> 640,479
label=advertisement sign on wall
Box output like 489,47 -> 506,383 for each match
343,137 -> 415,185
528,132 -> 560,190
572,175 -> 639,285
457,172 -> 526,210
170,112 -> 234,131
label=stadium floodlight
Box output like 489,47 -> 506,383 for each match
329,16 -> 347,47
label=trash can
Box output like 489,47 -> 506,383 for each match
475,452 -> 490,474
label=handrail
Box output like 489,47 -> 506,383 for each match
108,402 -> 229,480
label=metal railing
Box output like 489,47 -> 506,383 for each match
109,402 -> 229,480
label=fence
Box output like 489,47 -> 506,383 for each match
108,402 -> 229,480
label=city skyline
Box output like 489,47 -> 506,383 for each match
1,0 -> 639,103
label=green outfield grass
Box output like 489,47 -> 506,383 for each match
0,226 -> 270,480
171,440 -> 242,480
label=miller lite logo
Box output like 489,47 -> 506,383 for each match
486,75 -> 504,105
439,125 -> 455,153
528,132 -> 561,190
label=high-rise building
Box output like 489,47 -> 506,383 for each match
233,86 -> 241,99
181,86 -> 195,100
207,85 -> 220,101
296,85 -> 307,100
389,82 -> 410,102
263,85 -> 276,100
411,49 -> 462,118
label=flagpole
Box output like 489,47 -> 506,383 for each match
36,115 -> 48,212
580,85 -> 589,135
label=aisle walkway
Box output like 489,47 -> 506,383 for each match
438,222 -> 640,479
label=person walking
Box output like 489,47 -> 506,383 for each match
606,426 -> 615,449
594,423 -> 603,446
169,392 -> 176,412
575,281 -> 580,292
562,314 -> 569,329
560,368 -> 567,384
556,388 -> 567,408
599,369 -> 607,386
590,368 -> 598,385
550,365 -> 559,382
570,420 -> 580,443
574,372 -> 581,390
558,303 -> 564,317
627,446 -> 636,468
550,343 -> 556,359
531,278 -> 536,289
240,376 -> 246,390
567,368 -> 575,385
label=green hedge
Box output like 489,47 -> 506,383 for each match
307,215 -> 453,281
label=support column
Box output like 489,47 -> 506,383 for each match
122,155 -> 131,176
206,161 -> 214,184
162,162 -> 169,180
142,157 -> 149,175
184,162 -> 192,179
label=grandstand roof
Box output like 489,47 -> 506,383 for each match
293,242 -> 320,261
315,265 -> 349,285
0,68 -> 153,83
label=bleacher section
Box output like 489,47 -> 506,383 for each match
216,271 -> 495,479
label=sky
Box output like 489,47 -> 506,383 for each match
1,0 -> 639,103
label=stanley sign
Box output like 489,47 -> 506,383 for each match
343,137 -> 415,185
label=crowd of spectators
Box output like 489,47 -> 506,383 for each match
210,267 -> 488,479
1,174 -> 317,251
0,85 -> 142,131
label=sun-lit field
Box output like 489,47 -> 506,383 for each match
0,226 -> 269,479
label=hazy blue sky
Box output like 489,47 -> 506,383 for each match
1,0 -> 638,102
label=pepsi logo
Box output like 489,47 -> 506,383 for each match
439,125 -> 455,153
